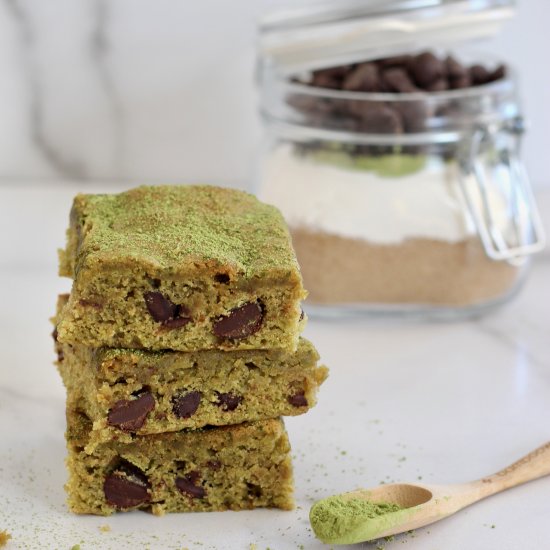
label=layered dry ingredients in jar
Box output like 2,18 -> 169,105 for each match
261,51 -> 525,308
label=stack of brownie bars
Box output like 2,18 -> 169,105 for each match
52,185 -> 328,515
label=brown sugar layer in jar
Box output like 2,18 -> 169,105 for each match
291,228 -> 520,306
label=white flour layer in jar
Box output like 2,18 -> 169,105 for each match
260,143 -> 509,244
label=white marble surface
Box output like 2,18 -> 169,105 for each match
0,183 -> 549,549
0,0 -> 550,189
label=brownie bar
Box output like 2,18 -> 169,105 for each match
57,185 -> 306,351
54,296 -> 328,449
65,409 -> 294,515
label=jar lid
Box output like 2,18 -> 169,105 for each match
258,0 -> 515,75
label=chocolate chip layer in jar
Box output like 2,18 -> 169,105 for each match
256,3 -> 545,317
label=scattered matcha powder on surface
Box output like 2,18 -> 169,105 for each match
0,531 -> 11,547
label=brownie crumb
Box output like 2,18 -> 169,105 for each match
0,531 -> 11,547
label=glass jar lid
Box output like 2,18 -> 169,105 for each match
259,0 -> 516,74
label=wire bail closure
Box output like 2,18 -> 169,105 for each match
458,116 -> 546,265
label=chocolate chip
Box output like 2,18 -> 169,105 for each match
395,101 -> 427,133
288,391 -> 308,408
214,273 -> 230,284
376,55 -> 412,69
470,64 -> 491,85
382,68 -> 419,93
410,52 -> 444,88
144,291 -> 178,322
215,392 -> 243,412
175,472 -> 206,499
343,63 -> 380,92
311,69 -> 342,89
206,460 -> 222,471
52,328 -> 65,362
213,301 -> 263,340
246,482 -> 263,498
488,64 -> 507,83
144,292 -> 191,328
425,78 -> 449,92
299,309 -> 305,321
172,391 -> 201,419
162,315 -> 191,329
107,392 -> 155,431
445,55 -> 467,80
104,461 -> 151,508
450,75 -> 472,89
355,104 -> 403,134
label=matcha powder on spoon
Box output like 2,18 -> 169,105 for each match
310,496 -> 404,544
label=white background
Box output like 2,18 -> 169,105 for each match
0,0 -> 548,188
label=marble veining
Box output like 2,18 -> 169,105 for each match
0,1 -> 548,186
5,0 -> 86,178
89,0 -> 125,179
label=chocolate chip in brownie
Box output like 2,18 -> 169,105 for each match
172,390 -> 202,419
288,391 -> 308,407
144,291 -> 191,328
213,301 -> 263,339
175,471 -> 206,499
52,328 -> 65,362
107,392 -> 155,431
104,461 -> 151,508
246,482 -> 263,498
214,273 -> 231,284
144,291 -> 178,322
410,52 -> 445,88
151,278 -> 161,288
206,460 -> 222,471
215,392 -> 243,412
162,314 -> 192,329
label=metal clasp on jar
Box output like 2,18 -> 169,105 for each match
458,116 -> 546,265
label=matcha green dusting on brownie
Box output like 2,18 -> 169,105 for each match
70,185 -> 300,277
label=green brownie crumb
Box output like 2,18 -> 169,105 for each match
70,185 -> 299,276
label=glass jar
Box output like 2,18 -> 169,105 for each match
255,1 -> 545,318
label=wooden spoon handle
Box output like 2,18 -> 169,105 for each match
476,441 -> 550,496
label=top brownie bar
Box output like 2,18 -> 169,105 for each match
57,185 -> 306,351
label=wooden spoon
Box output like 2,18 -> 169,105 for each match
310,441 -> 550,545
